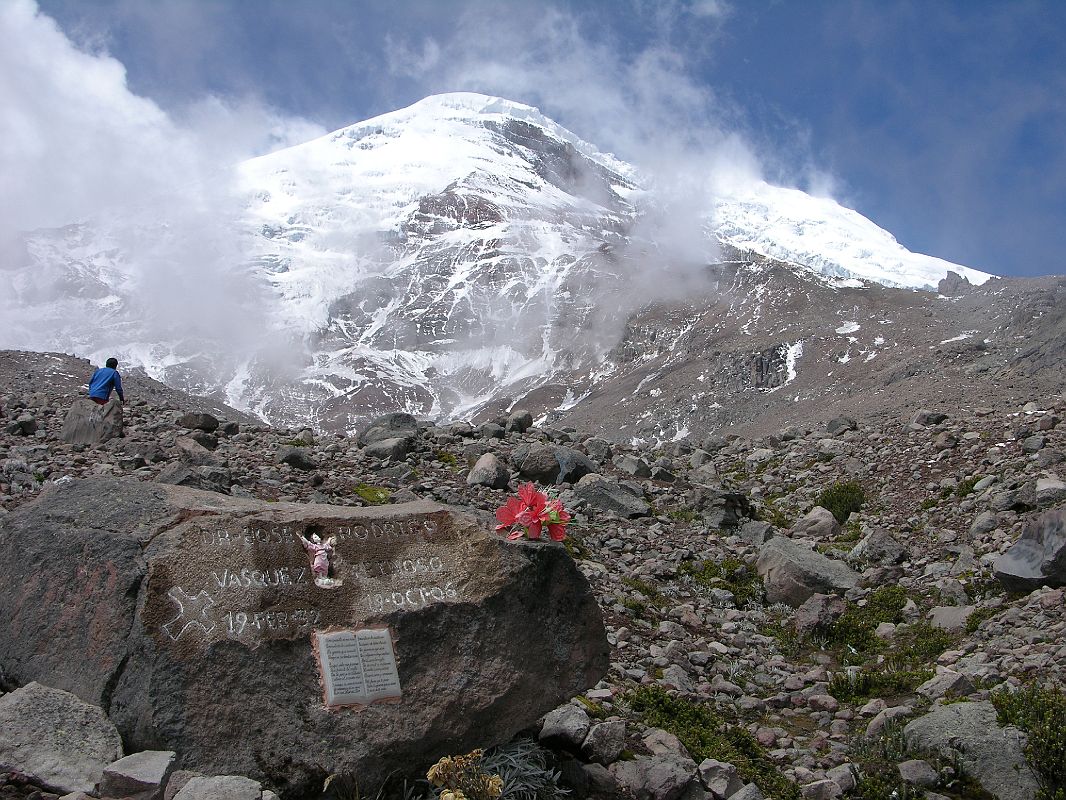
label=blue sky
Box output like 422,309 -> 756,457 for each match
19,0 -> 1066,277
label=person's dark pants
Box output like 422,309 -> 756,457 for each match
90,397 -> 108,405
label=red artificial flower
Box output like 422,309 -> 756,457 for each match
496,483 -> 570,542
495,496 -> 525,530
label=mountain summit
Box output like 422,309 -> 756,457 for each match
5,92 -> 1013,436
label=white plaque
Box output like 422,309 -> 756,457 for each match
313,627 -> 402,709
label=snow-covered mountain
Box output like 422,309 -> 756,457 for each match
2,92 -> 1000,434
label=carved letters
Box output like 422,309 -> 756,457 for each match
152,512 -> 464,647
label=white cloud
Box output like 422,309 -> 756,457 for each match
688,0 -> 732,20
0,0 -> 325,364
384,33 -> 442,78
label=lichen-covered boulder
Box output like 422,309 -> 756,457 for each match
0,478 -> 608,797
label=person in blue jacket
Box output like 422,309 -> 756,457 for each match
88,357 -> 125,405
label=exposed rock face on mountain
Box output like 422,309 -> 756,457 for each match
17,93 -> 1066,441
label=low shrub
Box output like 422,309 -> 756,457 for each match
828,666 -> 934,703
677,557 -> 764,606
817,480 -> 866,523
355,483 -> 392,505
481,738 -> 570,800
820,586 -> 908,663
627,686 -> 800,800
992,684 -> 1066,800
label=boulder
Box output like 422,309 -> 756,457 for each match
697,759 -> 743,800
539,704 -> 591,751
993,507 -> 1066,591
466,453 -> 510,489
738,520 -> 774,546
172,777 -> 263,800
610,754 -> 696,800
912,409 -> 949,426
1035,475 -> 1066,506
277,447 -> 317,471
505,410 -> 534,433
583,437 -> 613,465
848,529 -> 907,564
573,474 -> 649,518
686,487 -> 751,528
61,398 -> 123,445
581,720 -> 626,765
177,413 -> 220,433
0,682 -> 123,794
903,702 -> 1038,800
362,437 -> 411,461
98,751 -> 177,800
927,605 -> 975,633
757,537 -> 859,607
789,506 -> 841,540
515,444 -> 597,485
826,416 -> 857,435
614,454 -> 652,478
0,477 -> 608,797
156,463 -> 232,495
897,760 -> 938,788
915,670 -> 974,701
793,593 -> 846,636
359,413 -> 419,446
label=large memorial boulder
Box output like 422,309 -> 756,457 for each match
61,398 -> 123,444
0,477 -> 608,798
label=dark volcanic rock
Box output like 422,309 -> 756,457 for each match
359,413 -> 419,446
0,478 -> 608,797
515,444 -> 597,485
277,446 -> 317,471
573,475 -> 649,518
993,507 -> 1066,591
178,413 -> 219,433
466,453 -> 510,489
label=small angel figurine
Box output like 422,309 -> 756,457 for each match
300,532 -> 343,589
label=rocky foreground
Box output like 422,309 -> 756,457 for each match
1,369 -> 1064,800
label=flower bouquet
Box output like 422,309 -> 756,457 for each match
495,482 -> 571,541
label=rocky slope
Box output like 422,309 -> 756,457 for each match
1,350 -> 1063,800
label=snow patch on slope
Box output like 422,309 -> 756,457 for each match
713,181 -> 993,290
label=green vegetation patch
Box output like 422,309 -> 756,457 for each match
848,719 -> 996,800
434,449 -> 459,467
354,483 -> 392,505
828,666 -> 934,704
820,586 -> 908,662
993,684 -> 1066,800
817,480 -> 866,524
964,605 -> 1002,633
628,686 -> 800,800
621,576 -> 668,609
562,532 -> 590,560
677,556 -> 764,606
